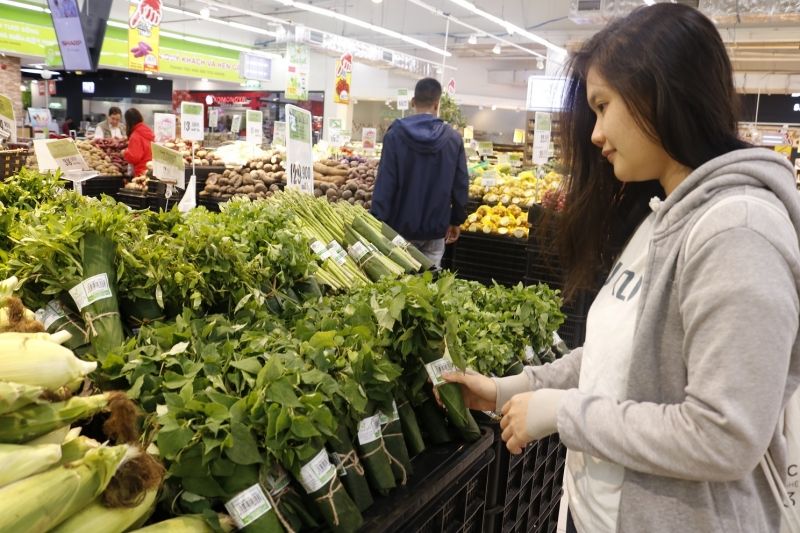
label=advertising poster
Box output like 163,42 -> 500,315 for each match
0,95 -> 16,143
153,112 -> 176,143
362,127 -> 377,151
285,44 -> 310,101
334,52 -> 352,104
128,0 -> 161,72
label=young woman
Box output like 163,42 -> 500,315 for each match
446,4 -> 800,532
123,108 -> 155,176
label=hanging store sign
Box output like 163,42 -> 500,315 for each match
334,52 -> 352,104
128,0 -> 161,72
285,44 -> 310,101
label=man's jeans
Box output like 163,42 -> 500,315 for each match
411,238 -> 446,269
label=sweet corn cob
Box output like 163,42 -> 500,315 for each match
0,276 -> 17,298
0,394 -> 110,443
0,332 -> 97,390
131,514 -> 236,533
0,381 -> 45,415
27,425 -> 72,446
0,443 -> 62,488
59,435 -> 100,465
0,444 -> 130,532
52,488 -> 158,533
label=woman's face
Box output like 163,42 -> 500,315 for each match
586,66 -> 679,187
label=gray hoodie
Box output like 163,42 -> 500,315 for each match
495,148 -> 800,532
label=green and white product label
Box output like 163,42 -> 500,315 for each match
348,241 -> 370,263
285,105 -> 313,195
180,102 -> 205,142
327,240 -> 347,265
391,234 -> 409,249
246,110 -> 263,145
425,357 -> 456,387
68,273 -> 113,311
378,400 -> 400,425
357,415 -> 382,445
477,141 -> 494,157
208,108 -> 219,129
311,240 -> 333,261
299,448 -> 337,494
35,300 -> 67,330
265,465 -> 291,495
151,143 -> 186,188
273,121 -> 286,147
397,88 -> 409,111
224,484 -> 272,529
0,94 -> 15,142
46,139 -> 89,172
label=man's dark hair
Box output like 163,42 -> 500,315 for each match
414,78 -> 442,108
108,106 -> 122,117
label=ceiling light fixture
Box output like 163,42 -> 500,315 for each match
372,0 -> 383,3
272,0 -> 451,57
199,7 -> 210,18
492,43 -> 501,55
536,58 -> 544,69
162,5 -> 277,37
445,0 -> 566,55
468,34 -> 477,45
407,0 -> 545,59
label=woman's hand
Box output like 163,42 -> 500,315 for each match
500,388 -> 566,454
442,370 -> 497,411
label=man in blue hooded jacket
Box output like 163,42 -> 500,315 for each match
370,78 -> 469,268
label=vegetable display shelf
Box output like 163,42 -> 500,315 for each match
65,175 -> 124,199
359,427 -> 495,533
484,431 -> 567,533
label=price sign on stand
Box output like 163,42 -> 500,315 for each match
151,143 -> 186,189
153,113 -> 176,143
0,95 -> 16,142
273,121 -> 286,147
463,125 -> 474,142
44,139 -> 97,194
180,102 -> 204,142
246,110 -> 263,145
477,141 -> 494,157
513,128 -> 525,144
328,118 -> 343,147
208,108 -> 219,129
397,88 -> 409,111
231,114 -> 242,135
532,111 -> 552,165
285,105 -> 314,195
362,128 -> 377,151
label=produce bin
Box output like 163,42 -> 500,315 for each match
359,427 -> 495,533
449,232 -> 527,287
116,189 -> 149,210
484,430 -> 567,533
65,175 -> 124,199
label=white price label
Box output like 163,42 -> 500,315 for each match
35,300 -> 67,330
299,448 -> 336,494
224,484 -> 272,529
273,121 -> 286,147
425,357 -> 456,387
68,273 -> 113,311
287,161 -> 314,195
180,102 -> 204,142
208,108 -> 219,129
231,114 -> 242,134
357,415 -> 382,445
348,241 -> 370,263
378,401 -> 400,425
151,143 -> 186,187
330,452 -> 347,477
391,234 -> 409,249
524,345 -> 535,363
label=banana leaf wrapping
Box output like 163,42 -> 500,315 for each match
354,415 -> 396,496
327,424 -> 373,512
504,360 -> 525,376
380,417 -> 412,485
75,231 -> 125,360
224,485 -> 285,533
376,222 -> 435,271
263,465 -> 320,533
289,442 -> 363,533
395,390 -> 425,456
120,296 -> 166,331
416,397 -> 453,445
36,298 -> 91,353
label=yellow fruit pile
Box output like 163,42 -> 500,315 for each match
469,169 -> 564,209
462,203 -> 529,239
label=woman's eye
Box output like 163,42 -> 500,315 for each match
597,103 -> 606,113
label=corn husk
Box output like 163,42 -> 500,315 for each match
59,436 -> 100,465
0,381 -> 45,415
0,276 -> 18,298
0,332 -> 97,390
0,444 -> 129,532
130,514 -> 236,533
52,488 -> 158,533
0,394 -> 110,443
0,443 -> 62,488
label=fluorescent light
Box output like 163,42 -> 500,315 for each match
492,43 -> 501,54
446,0 -> 565,55
0,0 -> 47,12
162,4 -> 277,37
468,34 -> 477,45
199,7 -> 210,18
407,0 -> 545,59
278,0 -> 451,57
372,0 -> 383,3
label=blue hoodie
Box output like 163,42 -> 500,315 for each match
370,114 -> 469,241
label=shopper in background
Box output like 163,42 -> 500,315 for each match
94,106 -> 125,140
60,117 -> 75,136
445,4 -> 800,533
370,77 -> 469,268
123,108 -> 154,176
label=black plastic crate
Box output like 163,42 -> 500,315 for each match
359,428 -> 495,533
197,195 -> 224,212
450,232 -> 527,287
65,175 -> 123,199
115,189 -> 149,210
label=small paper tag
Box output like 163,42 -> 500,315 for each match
224,484 -> 272,529
299,448 -> 336,494
68,273 -> 113,311
524,345 -> 535,364
36,300 -> 67,330
333,249 -> 348,266
330,452 -> 347,477
348,241 -> 370,262
425,357 -> 456,387
391,234 -> 408,248
265,465 -> 291,496
310,240 -> 327,256
378,400 -> 400,425
357,415 -> 382,445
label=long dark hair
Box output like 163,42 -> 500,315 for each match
125,108 -> 143,137
554,4 -> 748,298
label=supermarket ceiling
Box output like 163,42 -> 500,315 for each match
109,0 -> 800,75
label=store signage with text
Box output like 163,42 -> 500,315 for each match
151,142 -> 185,188
285,44 -> 310,101
128,0 -> 161,72
285,105 -> 313,194
532,111 -> 552,164
362,128 -> 377,151
246,110 -> 263,145
397,88 -> 409,111
273,121 -> 286,147
231,114 -> 241,134
180,102 -> 204,141
47,0 -> 91,71
446,78 -> 456,97
334,52 -> 352,104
